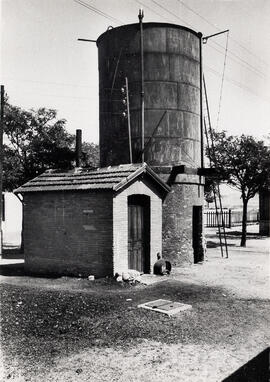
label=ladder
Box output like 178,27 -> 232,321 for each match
203,75 -> 229,259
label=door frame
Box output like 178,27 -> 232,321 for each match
192,205 -> 204,263
128,194 -> 150,273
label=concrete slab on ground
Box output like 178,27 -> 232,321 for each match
140,274 -> 170,285
138,299 -> 192,316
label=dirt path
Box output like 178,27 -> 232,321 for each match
0,229 -> 269,382
171,248 -> 269,300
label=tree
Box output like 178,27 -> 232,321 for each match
81,142 -> 100,170
204,176 -> 215,204
207,131 -> 270,247
3,102 -> 99,191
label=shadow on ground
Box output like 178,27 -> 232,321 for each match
207,241 -> 236,248
225,232 -> 267,240
0,263 -> 68,279
222,347 -> 269,382
1,279 -> 269,375
0,253 -> 269,382
206,231 -> 265,240
0,263 -> 25,276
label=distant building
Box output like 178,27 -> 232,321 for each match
2,192 -> 22,246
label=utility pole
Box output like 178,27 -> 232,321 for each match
198,32 -> 204,169
125,77 -> 133,163
0,85 -> 4,256
138,8 -> 145,163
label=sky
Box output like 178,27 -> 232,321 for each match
1,0 -> 270,144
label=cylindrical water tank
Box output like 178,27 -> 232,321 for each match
97,22 -> 202,169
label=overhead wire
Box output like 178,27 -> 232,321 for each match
73,0 -> 123,25
43,0 -> 269,104
215,31 -> 229,130
203,42 -> 265,80
74,0 -> 266,79
204,65 -> 270,103
3,77 -> 95,89
133,0 -> 269,103
150,0 -> 193,28
150,0 -> 267,79
177,0 -> 268,67
73,0 -> 267,81
209,40 -> 265,78
14,91 -> 95,101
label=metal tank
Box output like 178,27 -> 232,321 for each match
97,22 -> 205,266
97,23 -> 203,169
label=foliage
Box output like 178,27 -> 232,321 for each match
3,102 -> 99,191
208,131 -> 270,199
207,130 -> 270,246
81,142 -> 100,170
204,177 -> 215,204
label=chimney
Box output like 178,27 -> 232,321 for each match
75,129 -> 82,167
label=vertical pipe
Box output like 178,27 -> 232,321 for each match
138,9 -> 145,163
76,129 -> 82,167
198,32 -> 204,169
125,77 -> 133,163
0,85 -> 4,256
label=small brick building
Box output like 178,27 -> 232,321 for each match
15,163 -> 170,278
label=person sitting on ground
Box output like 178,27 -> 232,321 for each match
153,253 -> 171,275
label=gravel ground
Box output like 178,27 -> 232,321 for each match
0,228 -> 269,382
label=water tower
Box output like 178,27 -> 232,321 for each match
96,21 -> 205,265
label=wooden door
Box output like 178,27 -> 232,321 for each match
128,195 -> 150,273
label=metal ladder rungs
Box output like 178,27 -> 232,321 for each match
203,75 -> 229,259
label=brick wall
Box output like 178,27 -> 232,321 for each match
23,190 -> 113,277
161,174 -> 205,265
113,179 -> 162,275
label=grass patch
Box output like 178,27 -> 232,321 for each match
1,280 -> 269,380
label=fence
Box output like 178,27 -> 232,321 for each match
204,209 -> 259,228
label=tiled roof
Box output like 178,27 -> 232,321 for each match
14,163 -> 171,194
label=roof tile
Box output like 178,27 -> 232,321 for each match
14,163 -> 171,194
